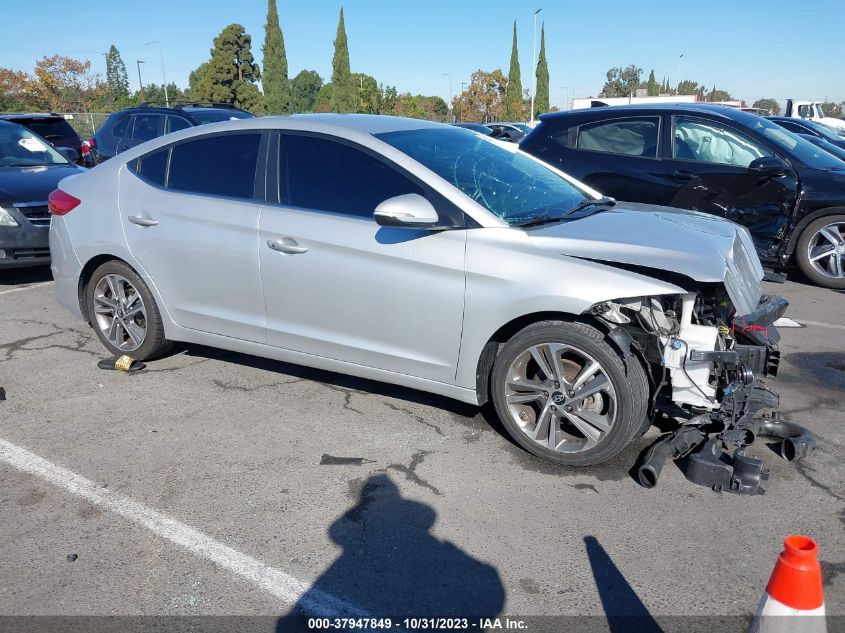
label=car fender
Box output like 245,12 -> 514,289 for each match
455,228 -> 687,390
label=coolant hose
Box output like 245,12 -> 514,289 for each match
756,419 -> 816,461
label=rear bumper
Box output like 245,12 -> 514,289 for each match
48,217 -> 84,319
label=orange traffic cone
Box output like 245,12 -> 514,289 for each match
749,535 -> 826,633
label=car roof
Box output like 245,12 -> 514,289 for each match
0,113 -> 65,120
539,103 -> 762,124
288,113 -> 444,134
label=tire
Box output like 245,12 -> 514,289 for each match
795,214 -> 845,290
85,260 -> 173,360
490,320 -> 649,466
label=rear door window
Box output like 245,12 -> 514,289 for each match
131,114 -> 162,142
135,149 -> 169,186
566,117 -> 660,157
112,116 -> 132,137
167,133 -> 261,199
165,116 -> 191,134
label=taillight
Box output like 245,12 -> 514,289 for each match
81,142 -> 90,156
88,138 -> 96,149
48,189 -> 81,215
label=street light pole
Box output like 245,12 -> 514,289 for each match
530,8 -> 542,123
460,81 -> 467,123
145,41 -> 169,107
442,73 -> 452,122
676,53 -> 684,92
136,60 -> 146,102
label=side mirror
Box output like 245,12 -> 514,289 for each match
57,147 -> 78,163
749,156 -> 787,178
374,193 -> 440,229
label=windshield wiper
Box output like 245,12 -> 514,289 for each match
514,197 -> 616,228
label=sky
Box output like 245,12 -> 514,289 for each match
2,0 -> 844,110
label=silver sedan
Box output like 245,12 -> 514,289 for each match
49,114 -> 769,467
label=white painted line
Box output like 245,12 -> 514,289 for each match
0,437 -> 364,617
796,320 -> 845,331
773,317 -> 803,328
0,281 -> 53,296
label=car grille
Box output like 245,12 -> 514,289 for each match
14,202 -> 51,227
724,233 -> 763,317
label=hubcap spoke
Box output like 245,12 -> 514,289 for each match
529,404 -> 554,442
569,360 -> 599,392
562,409 -> 603,448
124,321 -> 145,346
810,246 -> 836,262
819,226 -> 843,246
572,373 -> 610,400
529,346 -> 555,382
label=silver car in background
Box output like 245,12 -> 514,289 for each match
48,114 -> 784,473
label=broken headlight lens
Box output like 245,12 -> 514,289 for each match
0,207 -> 20,227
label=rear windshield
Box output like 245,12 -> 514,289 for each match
15,118 -> 79,144
186,110 -> 255,125
750,117 -> 845,170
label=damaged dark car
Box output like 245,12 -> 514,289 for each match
520,104 -> 845,289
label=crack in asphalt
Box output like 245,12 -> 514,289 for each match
792,460 -> 845,502
212,378 -> 302,392
0,325 -> 100,362
383,401 -> 446,438
383,449 -> 441,496
821,559 -> 845,586
319,384 -> 364,415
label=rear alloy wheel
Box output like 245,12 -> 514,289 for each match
796,215 -> 845,290
86,260 -> 173,360
491,321 -> 648,466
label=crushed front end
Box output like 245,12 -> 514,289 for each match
591,285 -> 815,495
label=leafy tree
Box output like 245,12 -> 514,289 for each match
646,69 -> 657,96
452,69 -> 507,122
0,67 -> 40,111
289,70 -> 322,112
33,55 -> 107,112
352,72 -> 380,113
314,82 -> 333,112
330,7 -> 356,113
676,79 -> 701,96
505,22 -> 523,120
751,98 -> 780,115
821,101 -> 843,118
105,45 -> 129,101
707,85 -> 732,102
136,83 -> 186,106
262,0 -> 289,114
601,65 -> 642,98
189,24 -> 264,113
534,23 -> 549,119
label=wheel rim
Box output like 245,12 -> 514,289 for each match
504,342 -> 618,453
92,274 -> 147,352
807,221 -> 845,279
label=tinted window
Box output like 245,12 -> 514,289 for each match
166,116 -> 191,134
279,134 -> 423,217
17,118 -> 78,144
777,121 -> 807,134
132,114 -> 161,141
567,117 -> 659,157
136,149 -> 168,186
111,115 -> 131,137
168,133 -> 260,199
673,117 -> 771,167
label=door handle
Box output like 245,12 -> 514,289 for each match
128,215 -> 159,227
267,238 -> 308,254
669,170 -> 694,181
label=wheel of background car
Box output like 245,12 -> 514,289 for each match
795,214 -> 845,290
490,320 -> 649,466
85,260 -> 174,360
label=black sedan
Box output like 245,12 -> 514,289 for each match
767,116 -> 845,150
0,121 -> 83,268
520,104 -> 845,289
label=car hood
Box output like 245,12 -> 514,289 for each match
526,202 -> 764,315
0,164 -> 83,205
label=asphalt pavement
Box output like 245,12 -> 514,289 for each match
0,266 -> 842,631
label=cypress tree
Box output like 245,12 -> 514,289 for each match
262,0 -> 289,114
105,45 -> 129,99
534,23 -> 549,119
330,7 -> 356,113
505,21 -> 523,121
646,69 -> 657,96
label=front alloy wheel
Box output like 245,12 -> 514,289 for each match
92,274 -> 147,352
796,214 -> 845,290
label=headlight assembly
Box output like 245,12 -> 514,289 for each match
0,207 -> 20,227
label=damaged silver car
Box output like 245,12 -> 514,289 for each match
49,115 -> 810,493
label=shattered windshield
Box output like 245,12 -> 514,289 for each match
377,127 -> 589,226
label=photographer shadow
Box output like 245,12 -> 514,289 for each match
276,474 -> 505,631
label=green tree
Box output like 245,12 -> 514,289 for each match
601,65 -> 642,98
330,7 -> 356,113
646,69 -> 657,96
751,98 -> 780,115
452,69 -> 507,122
676,79 -> 701,96
707,85 -> 732,102
189,24 -> 264,113
505,22 -> 523,120
105,45 -> 129,101
352,72 -> 380,113
262,0 -> 289,114
289,70 -> 322,112
821,101 -> 843,118
534,23 -> 549,119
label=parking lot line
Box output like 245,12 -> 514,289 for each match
798,319 -> 845,331
0,436 -> 364,618
0,281 -> 53,296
